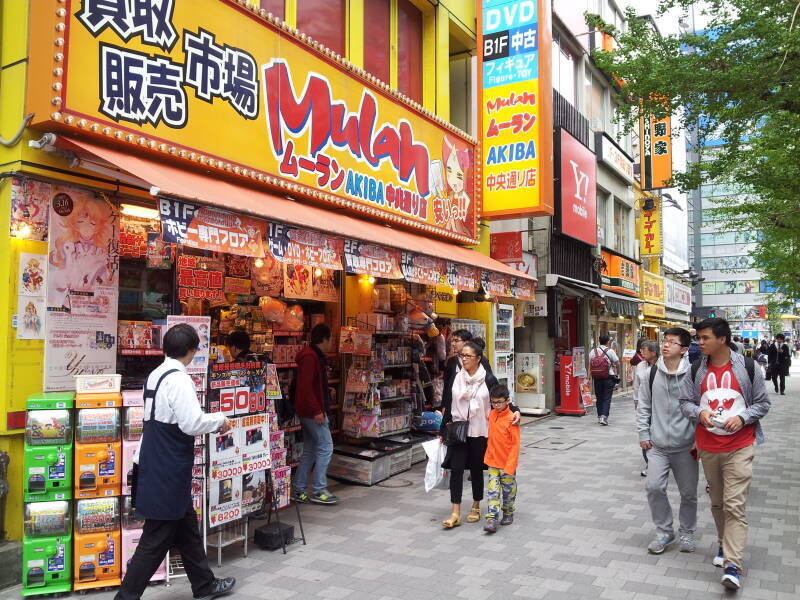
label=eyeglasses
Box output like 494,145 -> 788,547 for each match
661,340 -> 685,347
459,353 -> 478,360
490,398 -> 508,405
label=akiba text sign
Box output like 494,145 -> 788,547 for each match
28,0 -> 477,241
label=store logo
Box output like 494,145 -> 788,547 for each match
569,159 -> 590,219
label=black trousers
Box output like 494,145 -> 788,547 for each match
445,436 -> 488,504
115,508 -> 215,600
771,369 -> 786,393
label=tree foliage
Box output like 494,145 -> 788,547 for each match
588,0 -> 800,301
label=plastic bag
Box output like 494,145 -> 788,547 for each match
422,438 -> 450,493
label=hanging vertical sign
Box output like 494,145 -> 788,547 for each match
639,113 -> 673,190
479,0 -> 553,218
638,195 -> 662,255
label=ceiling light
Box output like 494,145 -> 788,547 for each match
121,204 -> 159,220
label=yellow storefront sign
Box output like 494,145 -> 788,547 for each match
26,0 -> 478,242
478,0 -> 554,218
641,270 -> 665,318
638,194 -> 662,256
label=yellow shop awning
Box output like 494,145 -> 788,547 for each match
57,135 -> 535,284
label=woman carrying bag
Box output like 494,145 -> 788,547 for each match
439,341 -> 520,528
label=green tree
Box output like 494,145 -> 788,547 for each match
587,0 -> 800,300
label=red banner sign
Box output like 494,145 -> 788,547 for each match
447,262 -> 480,292
482,271 -> 512,297
178,254 -> 224,301
512,277 -> 535,301
401,252 -> 446,286
267,222 -> 343,270
343,240 -> 403,279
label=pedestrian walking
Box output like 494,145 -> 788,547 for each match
732,336 -> 744,354
292,323 -> 339,505
679,318 -> 770,591
637,328 -> 698,555
118,324 -> 235,600
767,333 -> 791,395
589,334 -> 619,425
632,340 -> 659,477
794,339 -> 800,360
482,384 -> 520,534
687,328 -> 701,363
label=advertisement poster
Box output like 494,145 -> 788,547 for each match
208,473 -> 242,527
572,347 -> 586,378
209,419 -> 242,481
241,470 -> 267,516
19,253 -> 47,296
511,277 -> 535,301
166,315 -> 211,384
208,362 -> 268,416
446,262 -> 480,292
481,271 -> 512,297
225,254 -> 251,278
145,233 -> 174,269
17,296 -> 46,340
401,252 -> 446,286
580,377 -> 594,408
343,240 -> 403,279
339,327 -> 357,354
119,214 -> 160,259
224,277 -> 251,295
45,186 -> 119,391
10,177 -> 50,240
75,408 -> 119,444
313,268 -> 338,302
283,263 -> 313,299
240,414 -> 271,474
159,198 -> 267,258
265,364 -> 282,399
250,254 -> 284,296
559,129 -> 597,246
177,253 -> 224,302
267,222 -> 343,270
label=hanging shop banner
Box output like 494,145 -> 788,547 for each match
45,186 -> 119,391
490,232 -> 523,263
177,254 -> 224,302
208,362 -> 268,416
343,240 -> 403,279
482,271 -> 512,297
642,271 -> 665,305
401,252 -> 446,286
119,214 -> 160,258
29,0 -> 477,243
643,302 -> 666,319
600,250 -> 640,297
639,113 -> 673,190
511,277 -> 535,301
557,129 -> 597,246
446,262 -> 480,293
638,194 -> 662,255
478,0 -> 553,218
250,254 -> 283,296
664,278 -> 692,313
166,315 -> 211,388
158,198 -> 266,258
267,223 -> 343,270
10,177 -> 50,240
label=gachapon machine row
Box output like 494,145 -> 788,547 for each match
24,393 -> 74,503
73,497 -> 121,592
121,497 -> 166,582
75,408 -> 121,499
122,407 -> 144,496
22,501 -> 72,596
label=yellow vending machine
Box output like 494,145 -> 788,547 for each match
73,497 -> 121,591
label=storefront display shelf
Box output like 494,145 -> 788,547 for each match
379,395 -> 412,403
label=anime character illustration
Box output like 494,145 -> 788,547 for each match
432,137 -> 474,237
48,192 -> 117,311
22,301 -> 43,336
21,256 -> 45,295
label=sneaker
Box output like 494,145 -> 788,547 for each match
640,467 -> 648,477
500,513 -> 514,526
310,491 -> 339,505
195,577 -> 236,600
292,490 -> 310,503
600,416 -> 609,426
712,546 -> 725,567
647,531 -> 675,554
721,564 -> 742,590
679,533 -> 696,553
483,518 -> 498,534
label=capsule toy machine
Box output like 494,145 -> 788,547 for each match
24,393 -> 74,503
121,497 -> 166,582
22,501 -> 72,596
73,497 -> 121,591
121,406 -> 144,496
75,407 -> 121,499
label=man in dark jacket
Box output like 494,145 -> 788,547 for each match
292,323 -> 338,505
767,333 -> 791,395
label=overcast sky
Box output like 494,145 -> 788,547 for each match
618,0 -> 712,35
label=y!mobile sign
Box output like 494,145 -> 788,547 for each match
558,129 -> 597,246
479,0 -> 553,218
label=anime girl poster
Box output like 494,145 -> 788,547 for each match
44,186 -> 119,391
19,253 -> 47,296
430,136 -> 476,238
17,297 -> 45,340
11,177 -> 50,241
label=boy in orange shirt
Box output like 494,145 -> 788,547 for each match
483,384 -> 521,534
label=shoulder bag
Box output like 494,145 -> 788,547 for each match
444,386 -> 478,447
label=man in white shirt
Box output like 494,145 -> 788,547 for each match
117,324 -> 235,600
590,334 -> 620,425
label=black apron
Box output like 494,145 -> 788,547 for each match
133,369 -> 195,520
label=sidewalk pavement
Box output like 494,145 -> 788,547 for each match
4,366 -> 798,600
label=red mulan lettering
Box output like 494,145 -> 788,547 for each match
331,103 -> 360,157
398,121 -> 428,194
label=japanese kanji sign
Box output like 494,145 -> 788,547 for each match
637,194 -> 662,256
600,251 -> 640,297
267,222 -> 343,270
27,0 -> 478,242
641,270 -> 665,305
446,262 -> 480,293
639,113 -> 673,190
400,252 -> 446,286
343,240 -> 403,280
481,271 -> 512,298
479,0 -> 553,218
158,197 -> 266,257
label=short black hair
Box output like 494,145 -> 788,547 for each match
599,334 -> 611,345
451,329 -> 473,342
489,383 -> 510,399
471,336 -> 486,351
163,323 -> 200,359
227,330 -> 250,351
462,340 -> 483,357
310,323 -> 331,345
733,335 -> 740,342
695,318 -> 732,346
663,327 -> 691,348
776,333 -> 785,340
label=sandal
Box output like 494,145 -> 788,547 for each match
441,513 -> 462,528
466,507 -> 481,523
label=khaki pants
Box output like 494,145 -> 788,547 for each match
699,444 -> 755,570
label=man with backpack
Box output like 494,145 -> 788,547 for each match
637,328 -> 698,555
679,318 -> 770,591
589,334 -> 619,425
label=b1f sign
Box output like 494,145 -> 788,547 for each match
558,129 -> 597,246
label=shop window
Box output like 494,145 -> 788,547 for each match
397,0 -> 423,104
297,0 -> 346,56
364,0 -> 391,84
613,200 -> 628,254
258,0 -> 284,19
